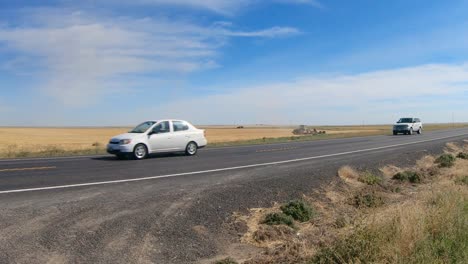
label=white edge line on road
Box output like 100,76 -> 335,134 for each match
0,133 -> 467,194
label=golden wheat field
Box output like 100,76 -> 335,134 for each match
0,124 -> 466,158
0,126 -> 380,153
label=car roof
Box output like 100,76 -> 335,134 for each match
147,119 -> 194,124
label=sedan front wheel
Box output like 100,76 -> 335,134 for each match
133,144 -> 148,160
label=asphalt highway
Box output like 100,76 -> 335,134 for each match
1,128 -> 468,264
1,127 -> 468,194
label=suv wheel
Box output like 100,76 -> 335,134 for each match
408,128 -> 413,135
133,144 -> 148,160
417,127 -> 422,134
185,142 -> 198,156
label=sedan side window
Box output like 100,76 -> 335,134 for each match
152,121 -> 170,134
173,121 -> 189,132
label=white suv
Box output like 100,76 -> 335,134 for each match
107,120 -> 207,159
393,117 -> 423,135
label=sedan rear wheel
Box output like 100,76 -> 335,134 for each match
185,141 -> 198,156
133,144 -> 148,160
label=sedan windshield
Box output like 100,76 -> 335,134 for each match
129,121 -> 156,133
397,118 -> 413,123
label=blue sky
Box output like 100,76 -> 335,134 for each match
1,0 -> 468,126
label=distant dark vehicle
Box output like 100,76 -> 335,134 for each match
236,126 -> 244,129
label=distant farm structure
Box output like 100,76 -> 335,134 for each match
292,125 -> 326,135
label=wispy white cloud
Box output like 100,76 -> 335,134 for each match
222,26 -> 300,37
146,63 -> 468,125
110,0 -> 322,15
129,0 -> 251,15
0,10 -> 300,106
275,0 -> 323,9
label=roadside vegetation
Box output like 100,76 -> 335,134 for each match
215,141 -> 468,264
0,144 -> 107,159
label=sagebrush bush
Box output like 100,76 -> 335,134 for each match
457,152 -> 468,159
280,200 -> 315,222
263,212 -> 295,228
358,172 -> 382,185
435,154 -> 456,168
353,192 -> 384,208
393,171 -> 422,183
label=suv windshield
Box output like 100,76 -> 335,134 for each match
397,118 -> 413,123
129,121 -> 156,133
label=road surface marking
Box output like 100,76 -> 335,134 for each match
0,133 -> 467,194
0,166 -> 56,172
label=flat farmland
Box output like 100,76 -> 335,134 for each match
0,124 -> 466,158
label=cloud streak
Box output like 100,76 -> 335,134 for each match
110,0 -> 322,15
0,10 -> 300,106
146,63 -> 468,125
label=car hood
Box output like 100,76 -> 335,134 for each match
394,123 -> 413,126
109,133 -> 144,142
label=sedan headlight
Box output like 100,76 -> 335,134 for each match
119,139 -> 132,145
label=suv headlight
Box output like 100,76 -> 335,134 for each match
119,139 -> 132,145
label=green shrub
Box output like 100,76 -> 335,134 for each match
353,192 -> 384,208
358,172 -> 382,185
213,258 -> 238,264
393,172 -> 408,181
262,212 -> 295,228
280,200 -> 315,222
408,173 -> 422,183
457,152 -> 468,159
435,154 -> 456,168
393,171 -> 422,183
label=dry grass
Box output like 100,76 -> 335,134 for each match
0,123 -> 466,158
228,142 -> 468,264
0,127 -> 127,157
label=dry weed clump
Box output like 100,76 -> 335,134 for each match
380,165 -> 402,179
